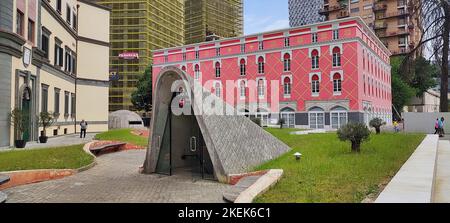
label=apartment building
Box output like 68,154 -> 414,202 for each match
96,0 -> 185,111
316,0 -> 422,56
153,17 -> 393,129
0,0 -> 110,147
185,0 -> 243,44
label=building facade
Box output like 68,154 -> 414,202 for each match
0,0 -> 110,147
96,0 -> 185,111
307,0 -> 422,56
153,17 -> 393,130
185,0 -> 243,44
289,0 -> 325,27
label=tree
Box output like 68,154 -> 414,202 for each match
369,118 -> 386,134
39,111 -> 55,141
131,66 -> 152,112
337,122 -> 371,153
9,108 -> 29,140
391,57 -> 416,116
278,118 -> 286,129
407,0 -> 450,112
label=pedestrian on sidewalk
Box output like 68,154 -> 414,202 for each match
435,118 -> 440,134
80,119 -> 88,138
440,117 -> 445,137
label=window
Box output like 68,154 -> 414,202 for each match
16,10 -> 24,36
181,65 -> 186,72
164,55 -> 168,63
284,37 -> 290,47
257,79 -> 265,99
283,53 -> 291,72
73,13 -> 77,30
71,93 -> 76,116
240,59 -> 246,76
54,88 -> 60,115
65,50 -> 72,73
258,41 -> 264,50
195,51 -> 199,59
57,0 -> 62,13
240,44 -> 245,53
312,33 -> 318,43
350,7 -> 360,13
216,48 -> 220,56
41,30 -> 50,58
41,85 -> 49,112
281,109 -> 296,128
64,91 -> 69,117
215,62 -> 221,78
182,53 -> 186,61
311,75 -> 320,95
54,40 -> 63,67
311,50 -> 319,69
240,80 -> 246,99
66,5 -> 71,25
333,73 -> 342,94
309,107 -> 325,129
28,19 -> 35,43
283,77 -> 292,97
258,56 -> 265,74
333,30 -> 339,40
215,82 -> 221,98
332,47 -> 341,67
194,64 -> 200,80
331,107 -> 348,129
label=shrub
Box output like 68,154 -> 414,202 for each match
369,118 -> 386,134
337,122 -> 371,153
39,111 -> 55,137
278,118 -> 286,129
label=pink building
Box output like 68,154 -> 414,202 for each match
152,17 -> 392,129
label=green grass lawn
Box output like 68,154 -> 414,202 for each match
254,128 -> 425,203
0,145 -> 94,172
95,129 -> 148,147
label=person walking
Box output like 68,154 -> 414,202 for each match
393,120 -> 399,133
80,119 -> 88,138
435,118 -> 440,134
440,117 -> 446,136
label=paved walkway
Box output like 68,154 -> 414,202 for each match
0,133 -> 97,151
433,140 -> 450,203
4,150 -> 230,203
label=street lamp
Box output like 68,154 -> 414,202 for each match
294,152 -> 302,161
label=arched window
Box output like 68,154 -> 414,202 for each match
215,82 -> 221,98
257,79 -> 265,98
311,74 -> 320,94
311,50 -> 319,69
332,47 -> 341,67
240,80 -> 246,99
333,73 -> 342,94
258,56 -> 265,74
240,59 -> 246,76
283,53 -> 291,72
330,106 -> 348,129
181,66 -> 186,72
215,62 -> 221,78
194,64 -> 200,80
283,76 -> 291,96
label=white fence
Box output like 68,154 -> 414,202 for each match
403,112 -> 450,134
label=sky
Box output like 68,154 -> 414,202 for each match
244,0 -> 290,35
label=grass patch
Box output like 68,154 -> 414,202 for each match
95,129 -> 148,147
254,128 -> 425,203
0,145 -> 94,172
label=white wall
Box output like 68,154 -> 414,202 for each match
403,112 -> 450,134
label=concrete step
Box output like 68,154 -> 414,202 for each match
433,140 -> 450,203
0,191 -> 6,203
0,175 -> 10,185
223,176 -> 260,203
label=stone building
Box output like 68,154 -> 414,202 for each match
152,17 -> 393,130
0,0 -> 110,147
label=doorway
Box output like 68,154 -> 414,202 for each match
21,88 -> 31,142
155,92 -> 215,180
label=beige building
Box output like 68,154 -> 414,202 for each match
0,0 -> 110,147
319,0 -> 422,56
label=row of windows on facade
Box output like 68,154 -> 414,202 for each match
55,0 -> 78,30
41,86 -> 75,117
164,30 -> 341,63
362,50 -> 390,83
210,74 -> 343,99
185,48 -> 342,79
41,30 -> 77,74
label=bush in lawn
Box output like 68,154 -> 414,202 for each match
250,117 -> 261,127
337,122 -> 371,153
278,118 -> 286,129
369,118 -> 386,134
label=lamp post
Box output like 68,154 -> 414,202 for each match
294,152 -> 302,161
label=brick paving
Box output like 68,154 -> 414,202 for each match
4,150 -> 230,203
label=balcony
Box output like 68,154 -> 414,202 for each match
391,48 -> 410,56
377,10 -> 410,19
319,5 -> 344,15
373,3 -> 387,11
337,10 -> 350,19
378,30 -> 410,38
374,22 -> 388,30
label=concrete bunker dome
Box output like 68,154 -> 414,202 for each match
109,110 -> 145,129
143,66 -> 291,183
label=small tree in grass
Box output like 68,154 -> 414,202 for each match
337,122 -> 371,153
369,118 -> 386,134
278,118 -> 286,129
